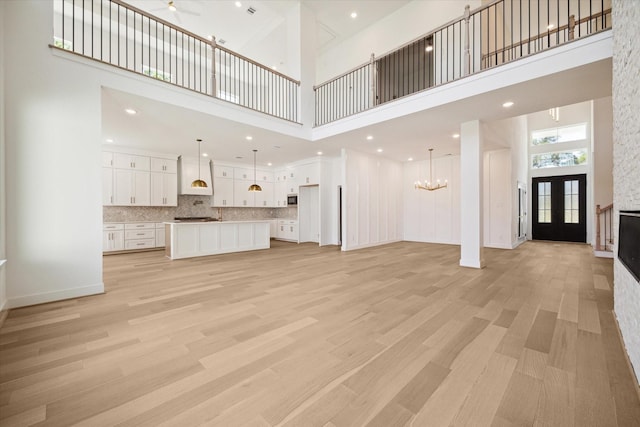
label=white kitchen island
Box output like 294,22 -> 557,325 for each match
165,220 -> 270,260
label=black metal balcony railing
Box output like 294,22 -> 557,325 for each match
314,0 -> 612,126
52,0 -> 300,123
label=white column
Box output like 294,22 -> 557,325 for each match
288,3 -> 316,131
460,120 -> 485,268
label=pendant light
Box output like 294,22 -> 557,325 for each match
248,149 -> 262,192
191,139 -> 208,188
414,148 -> 447,191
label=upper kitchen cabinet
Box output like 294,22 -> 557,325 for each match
113,153 -> 150,171
151,157 -> 178,174
150,157 -> 178,206
102,152 -> 114,167
103,167 -> 114,205
151,172 -> 178,206
113,169 -> 151,206
296,162 -> 320,186
178,156 -> 213,196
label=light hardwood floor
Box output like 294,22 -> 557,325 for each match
1,240 -> 639,426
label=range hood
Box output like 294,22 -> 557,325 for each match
178,156 -> 213,196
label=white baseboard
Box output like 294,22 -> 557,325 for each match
594,250 -> 614,258
341,239 -> 402,251
8,283 -> 105,309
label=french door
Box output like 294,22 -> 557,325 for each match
532,174 -> 586,242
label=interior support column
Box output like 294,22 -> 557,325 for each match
460,120 -> 485,269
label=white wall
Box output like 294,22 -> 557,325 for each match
593,96 -> 614,238
483,149 -> 512,249
612,0 -> 640,385
320,157 -> 341,246
510,116 -> 529,246
0,0 -> 7,315
403,155 -> 461,245
342,149 -> 402,250
316,0 -> 480,84
4,1 -> 106,308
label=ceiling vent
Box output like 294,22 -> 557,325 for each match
247,6 -> 256,15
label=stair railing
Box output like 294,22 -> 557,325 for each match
596,203 -> 614,252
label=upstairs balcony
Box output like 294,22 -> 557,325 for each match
52,0 -> 611,127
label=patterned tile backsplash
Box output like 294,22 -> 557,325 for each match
104,195 -> 298,222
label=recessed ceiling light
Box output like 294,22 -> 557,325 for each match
502,101 -> 514,108
366,135 -> 373,140
235,1 -> 242,7
168,1 -> 177,12
267,162 -> 272,166
547,24 -> 555,29
202,153 -> 208,157
452,133 -> 460,138
425,45 -> 434,52
350,12 -> 357,19
246,136 -> 253,140
124,108 -> 137,115
271,65 -> 277,70
207,35 -> 213,41
408,157 -> 413,161
105,138 -> 114,143
317,151 -> 323,155
377,148 -> 383,153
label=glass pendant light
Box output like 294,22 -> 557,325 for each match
191,139 -> 208,188
248,149 -> 262,192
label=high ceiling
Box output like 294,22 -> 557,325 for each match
103,1 -> 613,167
125,0 -> 411,77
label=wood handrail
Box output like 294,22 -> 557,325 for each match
595,203 -> 614,252
481,8 -> 611,63
597,203 -> 613,214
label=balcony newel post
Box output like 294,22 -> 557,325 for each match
210,36 -> 217,98
463,4 -> 471,76
569,14 -> 576,40
369,53 -> 377,108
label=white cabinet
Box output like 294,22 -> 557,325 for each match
151,172 -> 178,206
212,177 -> 234,207
103,223 -> 124,252
155,223 -> 166,247
165,221 -> 270,260
276,220 -> 298,242
213,165 -> 234,179
113,153 -> 150,171
234,168 -> 254,181
269,220 -> 278,238
124,223 -> 156,250
234,180 -> 255,207
296,162 -> 320,186
103,167 -> 114,206
274,181 -> 288,207
151,157 -> 177,173
113,169 -> 150,206
255,182 -> 274,207
178,157 -> 213,195
102,152 -> 114,167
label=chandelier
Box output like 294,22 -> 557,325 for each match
414,148 -> 448,191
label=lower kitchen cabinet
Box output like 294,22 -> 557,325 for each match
103,222 -> 165,253
276,220 -> 298,242
155,223 -> 166,247
103,224 -> 124,252
165,221 -> 270,259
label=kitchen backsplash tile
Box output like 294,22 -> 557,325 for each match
104,196 -> 298,222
